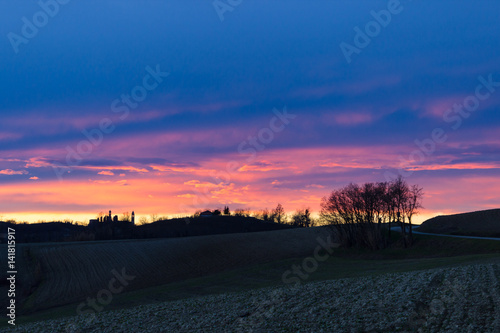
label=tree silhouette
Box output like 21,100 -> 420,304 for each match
273,203 -> 285,224
403,184 -> 424,244
120,212 -> 130,222
321,178 -> 424,249
291,208 -> 312,227
234,209 -> 245,217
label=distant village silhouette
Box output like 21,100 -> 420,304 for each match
0,206 -> 296,243
89,210 -> 135,226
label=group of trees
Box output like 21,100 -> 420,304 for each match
194,203 -> 315,227
185,175 -> 424,247
290,208 -> 312,228
320,176 -> 423,249
239,203 -> 314,226
253,204 -> 287,223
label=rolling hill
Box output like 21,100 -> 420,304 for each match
134,215 -> 295,239
0,216 -> 295,243
0,226 -> 336,316
418,209 -> 500,237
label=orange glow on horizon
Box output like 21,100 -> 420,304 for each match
2,145 -> 499,225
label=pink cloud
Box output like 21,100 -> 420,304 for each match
238,164 -> 289,172
307,184 -> 325,189
0,169 -> 28,175
80,166 -> 148,173
98,171 -> 115,176
407,162 -> 500,172
24,157 -> 54,168
184,180 -> 219,188
0,132 -> 22,141
423,96 -> 463,118
177,193 -> 195,198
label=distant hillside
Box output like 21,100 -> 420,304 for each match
418,209 -> 500,237
0,216 -> 295,243
0,221 -> 88,243
135,215 -> 294,239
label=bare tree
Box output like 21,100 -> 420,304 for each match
120,212 -> 130,222
262,208 -> 270,221
234,209 -> 250,217
321,184 -> 363,247
273,203 -> 285,224
291,208 -> 312,227
403,184 -> 424,243
253,208 -> 271,221
383,183 -> 394,239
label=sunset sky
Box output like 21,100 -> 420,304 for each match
0,0 -> 499,223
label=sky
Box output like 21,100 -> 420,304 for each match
0,0 -> 499,223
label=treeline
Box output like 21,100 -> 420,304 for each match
3,176 -> 424,246
320,176 -> 423,249
193,204 -> 315,228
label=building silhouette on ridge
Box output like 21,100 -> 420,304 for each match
89,210 -> 135,226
